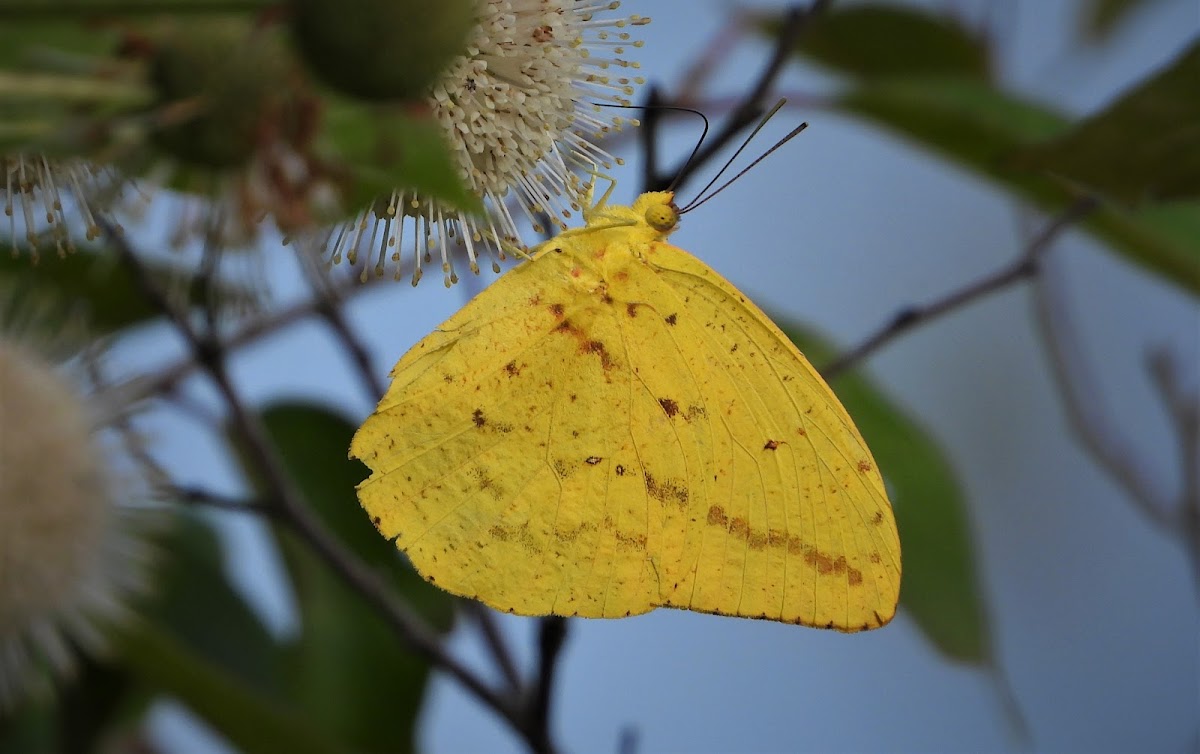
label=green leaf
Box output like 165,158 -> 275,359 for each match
0,694 -> 57,753
0,21 -> 120,69
140,514 -> 286,696
237,402 -> 455,754
323,101 -> 482,218
779,320 -> 989,663
0,0 -> 268,21
835,75 -> 1200,293
0,248 -> 260,334
116,621 -> 345,754
55,656 -> 141,753
1013,41 -> 1200,204
763,4 -> 990,79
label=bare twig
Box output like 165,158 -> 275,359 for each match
302,264 -> 388,402
822,196 -> 1099,380
167,484 -> 277,517
675,13 -> 750,106
133,273 -> 379,402
1033,233 -> 1200,593
525,617 -> 569,754
645,0 -> 834,192
101,219 -> 527,736
462,602 -> 523,693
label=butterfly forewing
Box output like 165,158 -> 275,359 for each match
631,241 -> 900,628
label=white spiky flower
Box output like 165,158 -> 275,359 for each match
320,0 -> 649,286
0,314 -> 149,710
3,156 -> 116,262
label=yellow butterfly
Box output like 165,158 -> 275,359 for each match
351,185 -> 901,631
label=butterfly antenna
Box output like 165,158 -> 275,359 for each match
590,100 -> 710,191
663,108 -> 710,195
678,102 -> 807,215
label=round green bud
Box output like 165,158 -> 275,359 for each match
290,0 -> 476,102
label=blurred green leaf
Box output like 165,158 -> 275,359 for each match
0,695 -> 57,753
1013,41 -> 1200,204
117,621 -> 345,754
771,3 -> 990,78
240,402 -> 455,754
324,102 -> 482,218
56,657 -> 140,754
0,248 -> 259,333
140,514 -> 286,696
780,321 -> 988,662
0,651 -> 152,753
0,21 -> 120,69
835,76 -> 1200,293
0,0 -> 268,20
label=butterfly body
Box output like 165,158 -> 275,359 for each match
352,191 -> 901,630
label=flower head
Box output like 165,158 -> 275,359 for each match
3,156 -> 115,262
0,309 -> 149,709
321,0 -> 649,286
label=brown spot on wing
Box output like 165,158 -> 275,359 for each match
505,361 -> 522,377
552,458 -> 571,479
802,549 -> 864,585
548,303 -> 565,319
488,523 -> 536,552
614,530 -> 648,551
729,517 -> 750,540
763,439 -> 780,450
857,459 -> 873,473
581,340 -> 615,370
585,456 -> 602,465
470,467 -> 502,500
699,510 -> 868,584
472,408 -> 486,427
665,313 -> 677,325
644,471 -> 688,509
626,303 -> 638,318
707,505 -> 728,527
658,398 -> 679,417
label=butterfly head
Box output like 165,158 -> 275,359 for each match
633,191 -> 680,235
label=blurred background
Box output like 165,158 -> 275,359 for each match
1,0 -> 1196,752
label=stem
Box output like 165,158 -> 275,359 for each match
823,196 -> 1098,379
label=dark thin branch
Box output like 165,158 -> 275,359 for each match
638,84 -> 666,194
1034,247 -> 1200,594
525,617 -> 569,754
101,219 -> 522,733
462,602 -> 523,693
135,273 -> 378,402
168,484 -> 277,517
646,0 -> 833,192
822,196 -> 1099,380
302,264 -> 388,403
1148,349 -> 1200,592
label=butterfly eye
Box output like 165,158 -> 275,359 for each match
645,204 -> 677,231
